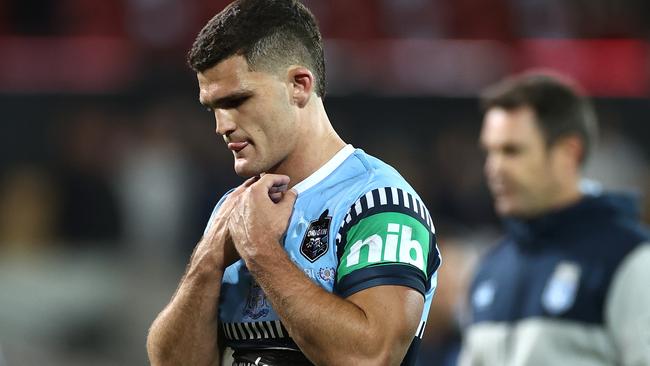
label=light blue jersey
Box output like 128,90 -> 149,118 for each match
207,145 -> 441,365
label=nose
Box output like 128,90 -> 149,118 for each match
214,109 -> 236,136
484,152 -> 503,180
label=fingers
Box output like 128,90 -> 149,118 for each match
223,176 -> 259,208
256,174 -> 291,190
278,188 -> 298,207
228,175 -> 296,208
268,181 -> 288,203
269,191 -> 283,203
244,175 -> 261,187
249,174 -> 292,203
268,184 -> 289,194
232,176 -> 260,195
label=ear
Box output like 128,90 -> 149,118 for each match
287,66 -> 314,108
553,135 -> 584,169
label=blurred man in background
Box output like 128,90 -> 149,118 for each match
146,1 -> 441,365
460,72 -> 650,365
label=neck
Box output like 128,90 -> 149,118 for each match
539,178 -> 583,217
270,99 -> 346,188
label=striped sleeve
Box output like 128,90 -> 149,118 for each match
334,187 -> 441,298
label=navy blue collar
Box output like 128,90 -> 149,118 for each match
503,192 -> 640,249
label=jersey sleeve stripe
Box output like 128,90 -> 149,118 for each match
402,189 -> 410,208
258,321 -> 269,338
243,322 -> 254,339
336,187 -> 437,264
251,322 -> 262,339
416,320 -> 427,339
236,323 -> 246,340
273,320 -> 284,338
365,191 -> 375,209
223,323 -> 232,340
354,200 -> 362,216
263,321 -> 275,338
376,188 -> 388,206
223,321 -> 294,341
222,321 -> 306,351
335,264 -> 428,298
227,323 -> 236,340
337,187 -> 435,238
391,187 -> 399,205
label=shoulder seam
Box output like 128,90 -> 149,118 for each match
338,187 -> 434,235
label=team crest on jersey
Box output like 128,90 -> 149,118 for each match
242,280 -> 270,320
300,210 -> 331,262
472,280 -> 496,311
318,267 -> 336,283
542,261 -> 581,315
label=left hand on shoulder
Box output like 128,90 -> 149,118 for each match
229,174 -> 298,262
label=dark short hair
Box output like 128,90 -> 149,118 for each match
481,72 -> 598,165
187,0 -> 326,97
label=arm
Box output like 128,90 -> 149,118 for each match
146,178 -> 255,366
605,243 -> 650,366
251,252 -> 423,365
229,175 -> 426,365
146,244 -> 225,366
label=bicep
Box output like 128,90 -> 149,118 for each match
347,285 -> 424,351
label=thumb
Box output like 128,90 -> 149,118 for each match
277,189 -> 298,210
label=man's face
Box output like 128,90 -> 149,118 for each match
198,55 -> 299,177
480,106 -> 562,218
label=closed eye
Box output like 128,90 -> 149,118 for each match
218,95 -> 250,109
200,91 -> 253,112
502,144 -> 522,156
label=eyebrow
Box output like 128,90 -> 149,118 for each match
201,90 -> 254,109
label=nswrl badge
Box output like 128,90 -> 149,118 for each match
300,209 -> 331,262
542,261 -> 581,315
242,280 -> 270,320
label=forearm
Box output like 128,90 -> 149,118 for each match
246,252 -> 406,365
147,254 -> 225,366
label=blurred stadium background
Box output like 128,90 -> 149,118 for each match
0,0 -> 648,365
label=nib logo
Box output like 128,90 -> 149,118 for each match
346,223 -> 425,271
